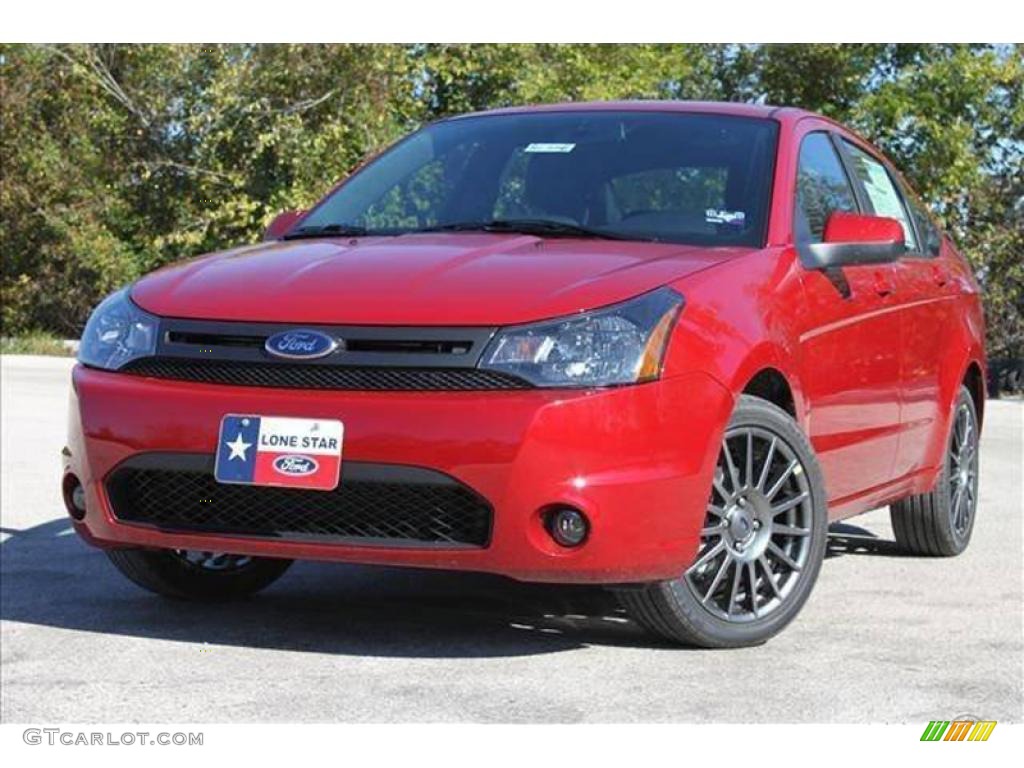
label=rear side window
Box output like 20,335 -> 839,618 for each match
795,132 -> 857,243
900,183 -> 942,256
841,140 -> 919,251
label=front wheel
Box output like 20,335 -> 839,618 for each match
616,395 -> 828,648
106,548 -> 292,600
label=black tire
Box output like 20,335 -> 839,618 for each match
106,548 -> 292,600
890,385 -> 979,557
616,395 -> 828,648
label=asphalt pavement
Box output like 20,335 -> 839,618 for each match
2,354 -> 1021,723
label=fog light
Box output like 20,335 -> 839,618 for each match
547,507 -> 589,547
63,475 -> 86,521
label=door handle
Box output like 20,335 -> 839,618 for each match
873,271 -> 896,297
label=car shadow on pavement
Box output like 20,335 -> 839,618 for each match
0,518 -> 662,658
2,518 -> 907,657
826,522 -> 905,559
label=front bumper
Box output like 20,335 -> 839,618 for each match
64,364 -> 731,583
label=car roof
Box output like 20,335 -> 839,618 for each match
449,100 -> 818,122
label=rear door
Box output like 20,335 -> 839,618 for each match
794,131 -> 903,506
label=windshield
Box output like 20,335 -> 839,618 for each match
299,110 -> 779,247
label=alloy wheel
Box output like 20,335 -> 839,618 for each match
685,427 -> 815,623
948,403 -> 978,538
174,550 -> 253,572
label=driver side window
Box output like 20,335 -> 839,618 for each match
795,132 -> 858,243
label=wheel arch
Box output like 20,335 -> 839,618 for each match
728,346 -> 808,431
962,359 -> 985,428
922,345 -> 987,479
741,367 -> 797,418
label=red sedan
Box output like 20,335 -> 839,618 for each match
64,101 -> 986,647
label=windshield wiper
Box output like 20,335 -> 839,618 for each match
418,219 -> 654,242
282,223 -> 369,240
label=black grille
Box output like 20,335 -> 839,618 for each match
106,457 -> 492,548
121,358 -> 530,391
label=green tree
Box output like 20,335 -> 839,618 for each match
1,43 -> 1020,363
1,44 -> 414,334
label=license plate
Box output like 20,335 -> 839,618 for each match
214,415 -> 343,491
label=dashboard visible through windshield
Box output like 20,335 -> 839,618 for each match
297,110 -> 780,247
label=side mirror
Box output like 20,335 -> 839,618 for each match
800,212 -> 906,269
263,209 -> 306,241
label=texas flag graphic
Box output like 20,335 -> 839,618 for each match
214,415 -> 343,491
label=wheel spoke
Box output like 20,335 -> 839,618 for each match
954,408 -> 966,446
950,484 -> 964,527
773,523 -> 810,537
689,540 -> 726,572
723,437 -> 742,494
958,483 -> 971,529
713,471 -> 732,503
771,490 -> 809,516
701,554 -> 732,604
747,562 -> 759,617
963,441 -> 976,466
759,556 -> 782,598
765,459 -> 798,501
707,502 -> 728,519
701,522 -> 726,537
767,541 -> 802,572
756,437 -> 777,491
727,561 -> 742,615
745,431 -> 754,490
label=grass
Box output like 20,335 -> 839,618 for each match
0,332 -> 75,356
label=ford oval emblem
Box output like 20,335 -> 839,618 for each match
272,455 -> 319,477
264,329 -> 339,360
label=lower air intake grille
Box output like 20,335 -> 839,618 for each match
120,358 -> 530,391
106,458 -> 492,548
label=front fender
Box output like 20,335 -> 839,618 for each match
664,247 -> 807,426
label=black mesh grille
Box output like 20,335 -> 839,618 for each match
120,358 -> 530,391
107,462 -> 492,548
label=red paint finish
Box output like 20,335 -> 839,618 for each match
262,209 -> 306,241
823,211 -> 905,245
66,101 -> 986,582
130,235 -> 740,327
68,366 -> 729,582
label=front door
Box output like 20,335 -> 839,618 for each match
792,132 -> 902,505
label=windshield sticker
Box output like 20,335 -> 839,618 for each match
706,208 -> 746,226
524,142 -> 576,153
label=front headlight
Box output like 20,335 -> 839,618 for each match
79,288 -> 159,370
479,287 -> 683,388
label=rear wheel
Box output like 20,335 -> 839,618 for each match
106,548 -> 292,600
890,385 -> 979,556
616,395 -> 828,648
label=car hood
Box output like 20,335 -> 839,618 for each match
131,234 -> 746,326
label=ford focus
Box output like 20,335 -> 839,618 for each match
63,101 -> 986,647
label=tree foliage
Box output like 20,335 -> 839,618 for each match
1,43 -> 1020,357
